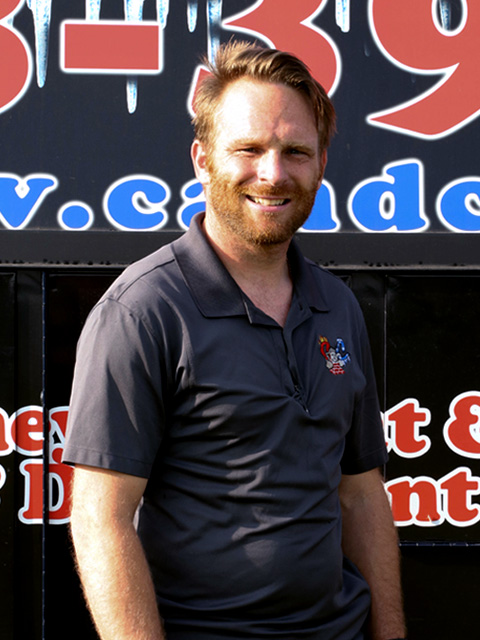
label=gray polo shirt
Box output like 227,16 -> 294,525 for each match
64,213 -> 387,639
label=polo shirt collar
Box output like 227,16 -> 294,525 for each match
288,235 -> 330,314
172,213 -> 329,318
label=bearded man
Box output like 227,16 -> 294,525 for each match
64,41 -> 406,640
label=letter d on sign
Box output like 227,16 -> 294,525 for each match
348,159 -> 429,232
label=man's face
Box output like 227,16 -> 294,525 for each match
192,78 -> 326,247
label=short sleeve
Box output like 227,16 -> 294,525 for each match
340,304 -> 388,475
62,298 -> 166,478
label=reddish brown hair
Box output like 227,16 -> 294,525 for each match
192,40 -> 336,151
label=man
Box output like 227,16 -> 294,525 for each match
64,41 -> 406,640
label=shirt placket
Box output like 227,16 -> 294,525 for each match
281,325 -> 310,414
278,295 -> 313,414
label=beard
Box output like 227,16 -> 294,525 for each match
205,163 -> 320,247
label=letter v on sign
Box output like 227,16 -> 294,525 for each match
368,0 -> 480,139
0,174 -> 58,230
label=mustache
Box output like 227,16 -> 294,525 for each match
234,185 -> 298,198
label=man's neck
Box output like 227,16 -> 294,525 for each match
203,215 -> 293,326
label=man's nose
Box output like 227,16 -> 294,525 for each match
257,150 -> 288,185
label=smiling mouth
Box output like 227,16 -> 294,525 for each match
247,195 -> 290,206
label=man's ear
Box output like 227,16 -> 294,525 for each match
191,139 -> 210,186
318,149 -> 328,188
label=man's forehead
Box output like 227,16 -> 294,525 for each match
217,78 -> 308,112
213,78 -> 318,139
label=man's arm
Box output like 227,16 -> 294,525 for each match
339,468 -> 406,640
70,465 -> 166,640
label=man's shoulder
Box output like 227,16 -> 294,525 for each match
103,241 -> 181,304
303,257 -> 359,306
79,239 -> 192,346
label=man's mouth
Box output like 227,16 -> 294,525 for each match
247,196 -> 290,206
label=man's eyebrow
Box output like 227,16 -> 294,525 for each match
228,136 -> 262,146
227,137 -> 317,151
285,141 -> 316,151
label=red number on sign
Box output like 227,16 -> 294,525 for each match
369,0 -> 480,138
0,0 -> 32,113
223,0 -> 340,94
62,21 -> 161,73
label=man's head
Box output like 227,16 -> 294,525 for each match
192,40 -> 336,153
191,41 -> 336,249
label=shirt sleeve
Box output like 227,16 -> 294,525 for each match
62,297 -> 166,478
340,300 -> 388,475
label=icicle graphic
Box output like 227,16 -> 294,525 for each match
157,0 -> 170,29
335,0 -> 350,33
439,0 -> 451,30
187,0 -> 198,33
207,0 -> 222,63
86,0 -> 102,21
28,0 -> 52,88
124,0 -> 146,28
124,0 -> 146,113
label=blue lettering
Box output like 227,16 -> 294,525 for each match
348,160 -> 429,232
0,173 -> 57,229
177,179 -> 205,230
437,179 -> 480,232
300,182 -> 339,231
58,202 -> 94,230
104,175 -> 170,231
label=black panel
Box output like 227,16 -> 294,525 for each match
402,546 -> 480,640
0,273 -> 16,640
44,273 -> 118,640
1,272 -> 44,639
2,267 -> 480,640
386,275 -> 480,543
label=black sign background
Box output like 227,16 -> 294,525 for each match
0,0 -> 479,261
1,2 -> 480,638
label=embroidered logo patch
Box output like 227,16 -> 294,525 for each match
318,336 -> 350,375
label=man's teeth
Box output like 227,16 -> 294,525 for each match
250,196 -> 287,206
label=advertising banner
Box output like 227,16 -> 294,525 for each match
1,0 -> 479,264
1,2 -> 480,637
